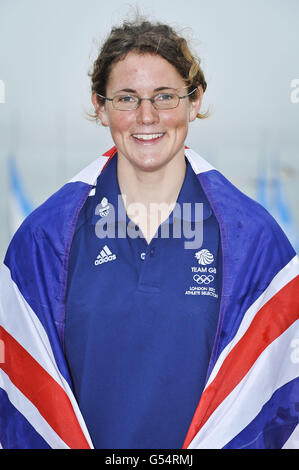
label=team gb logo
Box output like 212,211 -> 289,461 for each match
195,249 -> 214,265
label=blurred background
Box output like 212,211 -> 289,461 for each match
0,0 -> 298,262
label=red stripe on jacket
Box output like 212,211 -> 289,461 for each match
0,327 -> 91,449
183,275 -> 299,448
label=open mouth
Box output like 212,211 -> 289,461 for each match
131,133 -> 165,144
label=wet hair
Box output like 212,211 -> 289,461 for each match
89,16 -> 209,120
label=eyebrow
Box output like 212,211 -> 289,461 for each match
112,86 -> 177,94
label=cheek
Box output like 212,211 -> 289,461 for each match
108,113 -> 134,136
161,108 -> 190,131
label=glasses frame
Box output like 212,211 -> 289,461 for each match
96,88 -> 197,111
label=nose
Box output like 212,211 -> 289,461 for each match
136,99 -> 160,125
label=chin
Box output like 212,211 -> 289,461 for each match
133,154 -> 169,172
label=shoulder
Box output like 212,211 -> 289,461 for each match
199,169 -> 295,267
200,168 -> 284,231
185,146 -> 295,259
4,154 -> 112,264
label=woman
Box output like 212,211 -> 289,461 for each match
0,18 -> 298,450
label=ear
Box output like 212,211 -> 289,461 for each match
92,92 -> 109,127
189,86 -> 203,122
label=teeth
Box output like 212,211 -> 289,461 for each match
132,133 -> 164,140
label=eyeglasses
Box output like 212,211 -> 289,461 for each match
96,88 -> 197,111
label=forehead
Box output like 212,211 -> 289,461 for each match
107,52 -> 186,93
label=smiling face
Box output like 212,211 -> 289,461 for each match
93,52 -> 202,173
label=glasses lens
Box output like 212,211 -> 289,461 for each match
112,94 -> 139,110
153,92 -> 179,109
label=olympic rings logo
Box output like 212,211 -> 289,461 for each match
193,274 -> 214,284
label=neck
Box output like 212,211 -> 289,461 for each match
117,152 -> 186,206
116,151 -> 186,243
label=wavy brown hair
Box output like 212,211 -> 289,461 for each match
89,17 -> 209,120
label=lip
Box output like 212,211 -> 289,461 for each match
131,132 -> 166,145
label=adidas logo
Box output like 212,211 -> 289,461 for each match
94,245 -> 116,265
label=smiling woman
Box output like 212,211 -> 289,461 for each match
93,52 -> 202,212
0,14 -> 298,451
88,20 -> 207,241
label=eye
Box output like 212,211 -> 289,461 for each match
155,93 -> 175,102
115,94 -> 137,103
